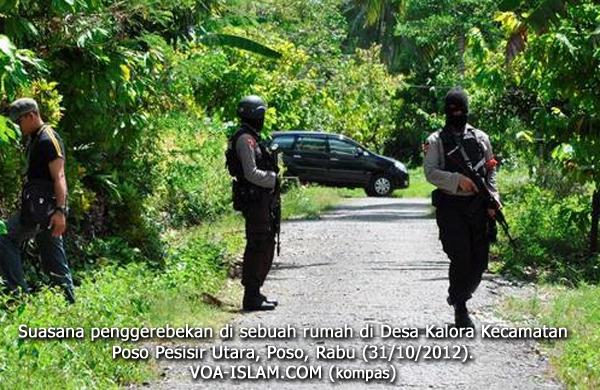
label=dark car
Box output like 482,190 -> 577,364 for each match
270,131 -> 409,197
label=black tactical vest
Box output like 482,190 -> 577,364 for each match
226,126 -> 278,211
225,128 -> 250,180
439,126 -> 487,178
225,126 -> 278,184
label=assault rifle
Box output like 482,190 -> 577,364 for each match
446,141 -> 517,249
272,177 -> 281,256
268,143 -> 282,256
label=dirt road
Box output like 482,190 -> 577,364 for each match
154,197 -> 562,389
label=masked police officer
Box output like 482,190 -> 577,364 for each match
226,95 -> 279,311
0,98 -> 75,303
424,88 -> 500,328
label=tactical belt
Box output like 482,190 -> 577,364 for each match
432,189 -> 477,207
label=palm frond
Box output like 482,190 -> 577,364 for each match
365,0 -> 385,27
199,33 -> 281,59
528,0 -> 567,33
502,0 -> 567,63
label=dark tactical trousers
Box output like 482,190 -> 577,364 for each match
0,212 -> 75,303
435,196 -> 489,305
242,193 -> 275,290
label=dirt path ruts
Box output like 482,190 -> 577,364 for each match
151,197 -> 562,390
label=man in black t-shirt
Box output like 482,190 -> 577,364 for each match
0,98 -> 75,303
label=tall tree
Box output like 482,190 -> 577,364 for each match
345,0 -> 406,68
496,0 -> 600,253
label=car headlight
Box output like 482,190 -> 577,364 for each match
394,161 -> 407,173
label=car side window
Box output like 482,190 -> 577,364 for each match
329,138 -> 357,156
272,135 -> 295,150
295,137 -> 327,153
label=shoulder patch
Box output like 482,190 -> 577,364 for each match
486,158 -> 498,170
246,137 -> 256,148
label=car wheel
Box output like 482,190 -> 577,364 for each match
368,175 -> 393,197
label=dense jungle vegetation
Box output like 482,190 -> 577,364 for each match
0,0 -> 598,387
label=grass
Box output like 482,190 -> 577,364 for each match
283,166 -> 433,209
493,166 -> 600,388
0,232 -> 233,389
0,183 -> 349,389
502,283 -> 600,389
394,167 -> 435,198
282,183 -> 363,220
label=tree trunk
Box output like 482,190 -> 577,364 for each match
590,189 -> 600,254
378,5 -> 387,64
457,32 -> 466,77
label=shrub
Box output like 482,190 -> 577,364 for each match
496,169 -> 597,283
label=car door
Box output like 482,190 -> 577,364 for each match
290,136 -> 329,181
271,134 -> 297,174
327,137 -> 369,185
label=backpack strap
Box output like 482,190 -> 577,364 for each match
439,126 -> 488,176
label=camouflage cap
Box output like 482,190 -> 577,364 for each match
8,98 -> 39,123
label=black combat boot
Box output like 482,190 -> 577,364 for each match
453,301 -> 474,329
259,291 -> 278,307
243,287 -> 276,311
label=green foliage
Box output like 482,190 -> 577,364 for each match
0,0 -> 403,282
207,2 -> 402,150
228,0 -> 347,59
0,0 -> 287,257
0,266 -> 156,388
0,178 -> 346,387
0,32 -> 40,159
151,112 -> 231,227
312,46 -> 401,147
516,2 -> 600,186
496,167 -> 598,283
0,134 -> 21,213
0,33 -> 42,98
382,0 -> 505,162
0,222 -> 233,388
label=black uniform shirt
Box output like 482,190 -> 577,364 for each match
26,125 -> 65,183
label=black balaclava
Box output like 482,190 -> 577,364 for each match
444,87 -> 469,132
242,117 -> 264,134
